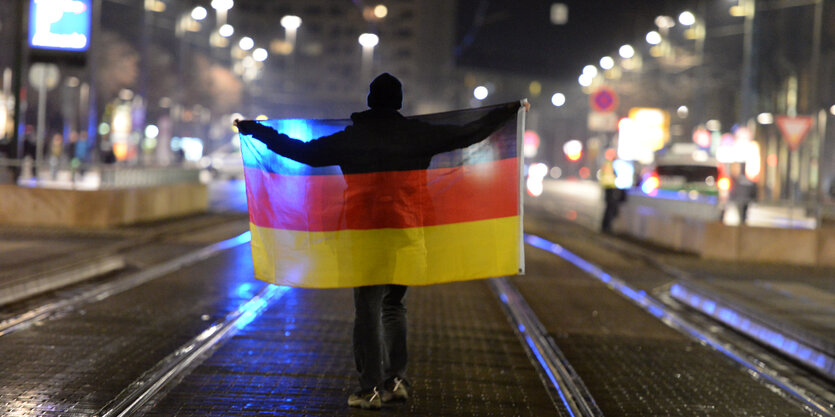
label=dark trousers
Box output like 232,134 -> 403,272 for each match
353,284 -> 408,391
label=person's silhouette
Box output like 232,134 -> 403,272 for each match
236,73 -> 521,409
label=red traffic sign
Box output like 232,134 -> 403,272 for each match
776,115 -> 814,151
590,87 -> 618,113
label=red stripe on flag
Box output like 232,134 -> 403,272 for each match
245,158 -> 518,231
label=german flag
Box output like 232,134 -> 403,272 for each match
240,102 -> 525,288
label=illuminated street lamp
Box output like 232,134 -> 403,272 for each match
582,65 -> 598,77
211,0 -> 234,26
646,30 -> 661,45
191,6 -> 207,21
678,11 -> 696,26
239,36 -> 254,51
578,73 -> 593,87
219,24 -> 234,38
280,15 -> 302,49
473,86 -> 488,101
618,44 -> 635,59
253,47 -> 268,62
599,56 -> 614,70
551,92 -> 565,107
358,33 -> 379,78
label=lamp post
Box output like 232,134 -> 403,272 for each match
358,33 -> 379,80
280,15 -> 302,50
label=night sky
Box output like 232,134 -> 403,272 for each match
455,0 -> 681,80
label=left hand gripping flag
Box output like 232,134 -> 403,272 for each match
239,103 -> 526,288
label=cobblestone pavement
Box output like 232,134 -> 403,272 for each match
140,281 -> 563,416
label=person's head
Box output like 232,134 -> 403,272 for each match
367,73 -> 402,110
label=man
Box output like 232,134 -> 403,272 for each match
236,73 -> 523,410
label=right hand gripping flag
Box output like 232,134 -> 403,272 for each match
240,102 -> 526,288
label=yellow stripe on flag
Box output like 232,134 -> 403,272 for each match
249,216 -> 520,288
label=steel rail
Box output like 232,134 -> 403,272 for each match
525,233 -> 835,417
0,231 -> 252,337
489,277 -> 604,417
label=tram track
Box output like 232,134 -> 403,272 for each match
0,215 -> 252,337
520,230 -> 835,417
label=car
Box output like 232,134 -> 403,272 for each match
203,140 -> 244,180
639,154 -> 729,201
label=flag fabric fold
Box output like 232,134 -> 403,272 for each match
240,102 -> 525,288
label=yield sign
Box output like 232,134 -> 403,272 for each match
776,115 -> 814,151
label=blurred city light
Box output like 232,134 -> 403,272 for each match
358,33 -> 379,47
239,37 -> 254,50
677,105 -> 689,118
550,166 -> 562,179
582,65 -> 598,77
191,6 -> 208,21
757,112 -> 774,125
374,5 -> 388,19
527,162 -> 548,197
523,130 -> 540,157
253,48 -> 268,62
551,92 -> 566,107
563,139 -> 582,161
219,24 -> 234,37
706,119 -> 721,131
578,73 -> 593,87
678,11 -> 696,26
830,105 -> 835,116
255,115 -> 269,121
145,124 -> 159,139
473,85 -> 488,100
646,31 -> 661,45
280,15 -> 302,30
618,44 -> 635,59
528,81 -> 542,97
211,0 -> 234,11
599,56 -> 614,70
655,15 -> 675,29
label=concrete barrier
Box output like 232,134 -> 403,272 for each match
613,200 -> 835,266
0,183 -> 208,228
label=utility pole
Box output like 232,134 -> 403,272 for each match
739,0 -> 756,123
10,0 -> 28,177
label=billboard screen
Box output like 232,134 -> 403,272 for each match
28,0 -> 92,52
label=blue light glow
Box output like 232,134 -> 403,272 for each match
670,283 -> 834,380
523,334 -> 576,417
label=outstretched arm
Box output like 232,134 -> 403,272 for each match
423,101 -> 523,156
235,120 -> 342,167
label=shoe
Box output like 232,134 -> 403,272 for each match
381,377 -> 409,403
348,387 -> 381,410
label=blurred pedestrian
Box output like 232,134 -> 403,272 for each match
49,132 -> 63,180
236,73 -> 525,410
599,159 -> 623,234
730,163 -> 756,225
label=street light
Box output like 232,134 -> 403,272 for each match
211,0 -> 234,26
618,44 -> 635,59
473,86 -> 488,100
578,73 -> 593,87
678,11 -> 696,26
219,24 -> 234,38
551,92 -> 566,107
582,65 -> 598,77
358,33 -> 379,78
191,6 -> 207,21
281,15 -> 302,48
600,56 -> 614,70
646,30 -> 661,45
239,36 -> 254,51
253,48 -> 268,62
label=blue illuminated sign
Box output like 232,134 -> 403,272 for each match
28,0 -> 92,52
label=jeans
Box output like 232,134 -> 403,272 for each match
353,284 -> 408,391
